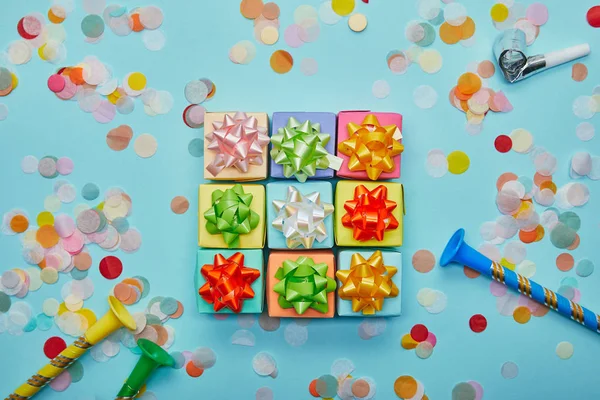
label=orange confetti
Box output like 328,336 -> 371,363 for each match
270,50 -> 293,74
556,253 -> 574,272
308,379 -> 319,397
519,229 -> 537,244
463,266 -> 480,278
539,180 -> 557,193
69,67 -> 85,85
457,72 -> 482,95
460,17 -> 476,39
534,225 -> 545,242
439,22 -> 462,44
186,361 -> 204,378
36,225 -> 60,249
10,215 -> 29,233
130,13 -> 144,32
513,306 -> 531,324
567,234 -> 580,250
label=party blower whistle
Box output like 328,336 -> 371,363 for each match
441,229 -> 600,334
115,339 -> 175,399
7,296 -> 136,400
494,29 -> 590,83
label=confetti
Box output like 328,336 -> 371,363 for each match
556,341 -> 574,360
332,0 -> 355,16
270,50 -> 293,74
99,256 -> 123,279
258,313 -> 281,331
426,149 -> 448,178
512,306 -> 531,324
571,63 -> 588,82
587,6 -> 600,28
501,361 -> 519,379
494,135 -> 512,153
44,336 -> 67,358
348,13 -> 367,32
372,80 -> 390,99
300,58 -> 318,76
284,321 -> 308,347
469,314 -> 487,333
170,196 -> 189,214
413,85 -> 438,109
412,250 -> 436,273
134,134 -> 158,158
452,382 -> 476,400
256,387 -> 274,400
252,352 -> 277,377
447,151 -> 470,174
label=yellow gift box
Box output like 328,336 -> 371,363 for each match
203,112 -> 270,181
334,180 -> 404,247
198,184 -> 266,249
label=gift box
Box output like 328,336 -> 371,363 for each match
336,111 -> 403,180
198,183 -> 266,249
266,181 -> 334,250
336,249 -> 402,317
203,112 -> 270,181
266,250 -> 336,318
195,249 -> 264,314
334,180 -> 404,247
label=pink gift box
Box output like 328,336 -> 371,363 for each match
336,111 -> 403,180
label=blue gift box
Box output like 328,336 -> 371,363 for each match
195,249 -> 264,314
270,112 -> 337,180
266,181 -> 334,250
336,249 -> 402,317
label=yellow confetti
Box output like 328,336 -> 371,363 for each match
500,257 -> 516,271
348,13 -> 367,32
332,0 -> 355,16
37,211 -> 55,227
401,333 -> 418,349
447,151 -> 470,174
490,4 -> 509,22
128,72 -> 147,91
513,306 -> 531,324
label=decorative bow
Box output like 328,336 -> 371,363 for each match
342,185 -> 398,242
204,184 -> 260,248
198,252 -> 260,313
272,186 -> 334,249
270,117 -> 343,182
206,112 -> 270,177
337,114 -> 404,180
336,251 -> 399,315
273,256 -> 336,315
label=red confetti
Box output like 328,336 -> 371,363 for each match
99,256 -> 123,280
587,6 -> 600,28
410,324 -> 429,342
494,135 -> 512,153
308,379 -> 319,397
43,336 -> 67,359
469,314 -> 488,333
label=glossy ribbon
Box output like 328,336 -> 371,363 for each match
198,252 -> 260,313
337,114 -> 404,180
206,112 -> 270,177
273,256 -> 336,315
342,184 -> 399,242
336,251 -> 399,315
272,186 -> 334,249
204,184 -> 260,248
270,117 -> 343,182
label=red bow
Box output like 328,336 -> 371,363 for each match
198,253 -> 260,313
342,185 -> 399,241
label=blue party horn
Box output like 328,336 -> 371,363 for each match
441,229 -> 600,334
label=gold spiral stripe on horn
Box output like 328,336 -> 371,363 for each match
26,374 -> 50,387
74,336 -> 92,349
8,394 -> 29,400
523,276 -> 531,297
575,303 -> 584,324
551,291 -> 558,310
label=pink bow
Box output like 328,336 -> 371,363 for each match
206,112 -> 270,177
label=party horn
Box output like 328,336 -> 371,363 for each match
115,339 -> 174,399
7,296 -> 136,400
494,29 -> 590,83
441,229 -> 600,334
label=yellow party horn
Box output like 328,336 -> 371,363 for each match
6,296 -> 136,400
115,339 -> 175,399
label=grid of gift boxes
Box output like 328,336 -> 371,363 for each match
195,111 -> 405,318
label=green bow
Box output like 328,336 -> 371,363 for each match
273,256 -> 337,315
204,184 -> 260,248
270,117 -> 343,183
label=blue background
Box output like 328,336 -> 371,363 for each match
1,0 -> 600,399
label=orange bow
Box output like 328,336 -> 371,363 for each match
342,184 -> 399,241
336,251 -> 399,315
337,114 -> 403,180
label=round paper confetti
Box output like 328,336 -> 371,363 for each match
575,259 -> 594,277
415,341 -> 434,359
185,361 -> 204,378
413,85 -> 437,109
81,14 -> 105,38
510,129 -> 533,153
332,0 -> 355,16
394,376 -> 417,398
412,250 -> 436,273
452,382 -> 476,400
419,49 -> 443,73
99,256 -> 123,279
256,387 -> 274,400
491,4 -> 509,22
501,361 -> 519,379
252,352 -> 276,376
170,196 -> 189,214
513,306 -> 531,324
495,135 -> 512,153
270,50 -> 293,74
469,314 -> 487,333
300,58 -> 318,76
44,336 -> 67,358
240,0 -> 264,19
587,6 -> 600,28
315,374 -> 338,398
556,341 -> 574,360
525,3 -> 549,26
556,253 -> 574,272
410,324 -> 429,342
575,122 -> 594,141
447,151 -> 470,174
134,134 -> 158,158
372,80 -> 390,99
348,13 -> 367,32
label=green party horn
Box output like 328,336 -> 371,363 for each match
115,339 -> 174,400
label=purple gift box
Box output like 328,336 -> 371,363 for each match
270,112 -> 337,180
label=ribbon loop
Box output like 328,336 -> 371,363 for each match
273,256 -> 336,315
338,114 -> 404,180
336,251 -> 399,315
272,186 -> 334,249
206,112 -> 270,177
199,252 -> 260,313
204,184 -> 260,248
270,117 -> 343,182
342,184 -> 399,242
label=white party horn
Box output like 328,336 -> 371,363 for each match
494,29 -> 590,83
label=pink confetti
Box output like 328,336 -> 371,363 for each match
48,75 -> 66,93
92,100 -> 117,124
425,331 -> 437,347
49,370 -> 72,392
490,281 -> 507,297
56,157 -> 74,175
284,24 -> 304,48
526,3 -> 549,26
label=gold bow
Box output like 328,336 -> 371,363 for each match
337,114 -> 404,180
336,250 -> 399,315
